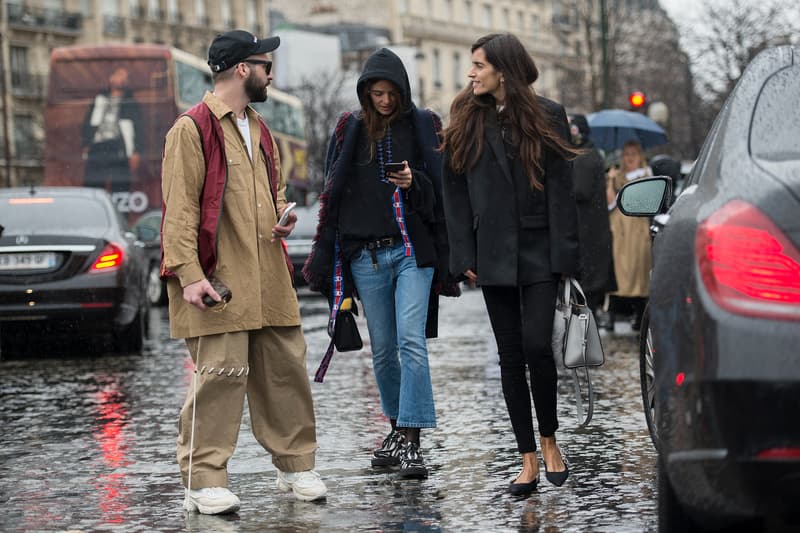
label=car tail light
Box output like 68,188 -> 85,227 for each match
696,200 -> 800,320
757,448 -> 800,460
90,243 -> 125,273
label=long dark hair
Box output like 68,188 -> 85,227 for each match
442,33 -> 580,190
359,79 -> 402,160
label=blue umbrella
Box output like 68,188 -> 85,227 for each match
586,109 -> 668,151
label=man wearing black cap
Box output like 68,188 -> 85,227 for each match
161,30 -> 327,515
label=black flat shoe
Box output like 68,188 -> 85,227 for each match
509,474 -> 539,496
543,454 -> 569,487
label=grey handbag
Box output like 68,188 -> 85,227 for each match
552,277 -> 606,426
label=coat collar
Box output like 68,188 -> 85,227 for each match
485,109 -> 513,185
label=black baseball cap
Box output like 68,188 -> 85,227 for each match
208,30 -> 280,73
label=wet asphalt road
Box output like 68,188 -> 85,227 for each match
0,288 -> 657,532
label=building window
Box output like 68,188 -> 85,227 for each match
246,0 -> 256,23
444,0 -> 453,20
104,0 -> 120,15
464,1 -> 472,24
148,0 -> 159,18
518,10 -> 525,30
221,0 -> 232,26
195,0 -> 206,23
424,0 -> 432,17
531,13 -> 539,31
9,46 -> 29,91
432,48 -> 441,88
502,7 -> 510,29
14,114 -> 40,160
399,0 -> 408,13
167,0 -> 179,21
482,4 -> 492,28
453,51 -> 462,90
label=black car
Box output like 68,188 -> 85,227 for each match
285,202 -> 319,287
131,209 -> 167,306
617,45 -> 800,530
0,187 -> 149,353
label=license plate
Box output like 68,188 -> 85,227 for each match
0,252 -> 57,271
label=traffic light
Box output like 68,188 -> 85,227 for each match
629,91 -> 646,111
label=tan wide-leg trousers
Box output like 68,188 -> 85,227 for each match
176,326 -> 317,489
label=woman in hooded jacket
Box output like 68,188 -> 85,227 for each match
304,48 -> 452,479
441,33 -> 580,496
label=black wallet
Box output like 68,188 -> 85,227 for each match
202,276 -> 232,308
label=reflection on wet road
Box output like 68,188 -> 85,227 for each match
0,289 -> 656,532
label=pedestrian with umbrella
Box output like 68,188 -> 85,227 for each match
586,109 -> 667,154
605,139 -> 653,331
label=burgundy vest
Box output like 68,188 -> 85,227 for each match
161,102 -> 292,280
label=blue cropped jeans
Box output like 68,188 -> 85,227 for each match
350,242 -> 436,428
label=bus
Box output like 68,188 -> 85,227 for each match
43,44 -> 309,221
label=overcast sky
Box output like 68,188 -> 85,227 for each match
659,0 -> 699,26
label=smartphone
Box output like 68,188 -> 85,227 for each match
277,202 -> 297,226
384,162 -> 406,173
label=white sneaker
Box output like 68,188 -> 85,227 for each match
276,469 -> 327,501
183,487 -> 241,515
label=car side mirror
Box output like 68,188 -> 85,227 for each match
135,225 -> 159,242
617,176 -> 673,216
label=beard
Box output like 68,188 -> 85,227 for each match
245,72 -> 268,103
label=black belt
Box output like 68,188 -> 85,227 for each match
364,236 -> 396,250
364,237 -> 397,270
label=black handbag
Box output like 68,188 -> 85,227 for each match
333,301 -> 362,352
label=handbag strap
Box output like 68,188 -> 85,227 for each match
314,238 -> 345,383
569,366 -> 595,427
567,277 -> 588,306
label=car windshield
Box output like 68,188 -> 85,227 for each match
751,65 -> 800,175
0,196 -> 111,236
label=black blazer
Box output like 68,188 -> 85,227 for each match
442,98 -> 579,286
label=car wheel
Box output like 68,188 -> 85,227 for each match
114,309 -> 144,354
658,456 -> 699,532
639,304 -> 659,451
146,263 -> 167,306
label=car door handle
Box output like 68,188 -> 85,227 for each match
650,213 -> 670,238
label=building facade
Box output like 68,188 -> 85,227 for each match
0,0 -> 271,186
268,0 -> 584,117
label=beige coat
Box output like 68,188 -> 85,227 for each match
608,166 -> 653,297
161,91 -> 300,339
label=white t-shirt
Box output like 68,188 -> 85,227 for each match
236,115 -> 253,160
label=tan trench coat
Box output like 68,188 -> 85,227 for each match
161,91 -> 300,339
608,166 -> 653,297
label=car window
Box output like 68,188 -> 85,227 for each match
751,65 -> 800,168
0,196 -> 111,236
685,102 -> 731,188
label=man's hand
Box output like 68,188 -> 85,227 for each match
183,278 -> 219,310
463,269 -> 477,282
271,207 -> 297,242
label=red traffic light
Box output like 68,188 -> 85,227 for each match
629,91 -> 646,108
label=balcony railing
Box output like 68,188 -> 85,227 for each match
104,15 -> 126,37
7,2 -> 82,33
10,71 -> 47,98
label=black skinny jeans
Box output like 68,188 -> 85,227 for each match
482,280 -> 559,454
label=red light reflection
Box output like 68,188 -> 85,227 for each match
92,382 -> 131,524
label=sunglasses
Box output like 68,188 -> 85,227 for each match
243,60 -> 272,75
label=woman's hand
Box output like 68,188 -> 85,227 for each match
463,269 -> 477,282
387,161 -> 413,189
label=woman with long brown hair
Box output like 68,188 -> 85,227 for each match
441,33 -> 580,496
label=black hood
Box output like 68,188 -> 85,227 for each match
356,48 -> 413,113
